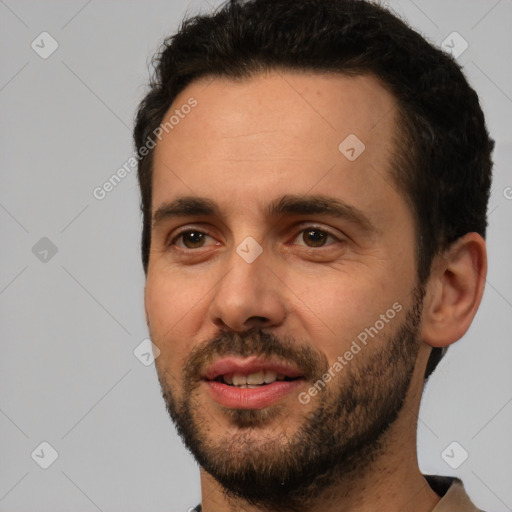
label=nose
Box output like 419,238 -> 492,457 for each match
207,248 -> 287,332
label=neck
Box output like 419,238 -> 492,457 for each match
200,465 -> 439,512
199,344 -> 440,512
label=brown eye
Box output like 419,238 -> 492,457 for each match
178,231 -> 207,249
302,229 -> 329,247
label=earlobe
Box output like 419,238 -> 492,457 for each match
421,232 -> 487,348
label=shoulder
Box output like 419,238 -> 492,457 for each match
424,474 -> 486,512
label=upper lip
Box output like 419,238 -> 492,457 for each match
202,356 -> 304,380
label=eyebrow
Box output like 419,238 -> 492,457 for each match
152,196 -> 219,228
152,194 -> 378,234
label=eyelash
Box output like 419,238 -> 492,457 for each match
168,226 -> 341,250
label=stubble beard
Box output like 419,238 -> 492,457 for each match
154,284 -> 425,511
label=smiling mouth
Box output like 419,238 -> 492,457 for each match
200,356 -> 306,409
211,370 -> 300,388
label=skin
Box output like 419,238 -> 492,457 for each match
144,71 -> 487,512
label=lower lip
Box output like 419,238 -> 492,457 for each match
204,379 -> 304,409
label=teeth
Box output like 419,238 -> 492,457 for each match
264,371 -> 277,383
232,374 -> 247,386
222,371 -> 285,387
247,371 -> 264,385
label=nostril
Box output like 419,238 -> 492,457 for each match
251,316 -> 269,323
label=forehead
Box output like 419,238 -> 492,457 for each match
151,71 -> 402,223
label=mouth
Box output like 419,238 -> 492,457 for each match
202,357 -> 306,410
212,370 -> 299,388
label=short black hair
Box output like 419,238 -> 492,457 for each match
134,0 -> 494,379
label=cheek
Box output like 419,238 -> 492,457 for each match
289,268 -> 406,358
145,272 -> 208,361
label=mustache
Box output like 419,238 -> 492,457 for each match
183,327 -> 328,386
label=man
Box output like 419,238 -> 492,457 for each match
134,0 -> 494,510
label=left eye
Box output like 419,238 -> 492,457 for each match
292,228 -> 339,248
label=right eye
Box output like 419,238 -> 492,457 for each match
168,229 -> 221,251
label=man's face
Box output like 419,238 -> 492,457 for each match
145,72 -> 423,506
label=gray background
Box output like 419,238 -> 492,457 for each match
1,0 -> 511,511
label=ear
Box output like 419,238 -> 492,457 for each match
421,232 -> 487,348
